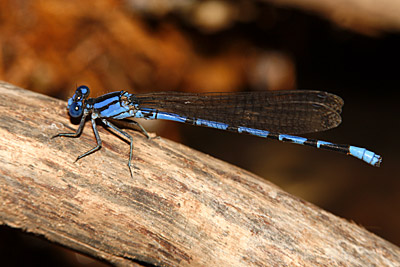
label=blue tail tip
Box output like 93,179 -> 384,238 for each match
349,146 -> 382,167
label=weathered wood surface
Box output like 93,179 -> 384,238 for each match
0,81 -> 399,266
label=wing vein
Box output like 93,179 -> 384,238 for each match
132,90 -> 344,134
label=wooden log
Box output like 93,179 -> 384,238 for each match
0,81 -> 399,266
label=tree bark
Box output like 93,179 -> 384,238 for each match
0,81 -> 398,266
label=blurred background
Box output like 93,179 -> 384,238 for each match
0,0 -> 399,266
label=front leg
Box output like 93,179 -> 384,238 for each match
52,113 -> 88,139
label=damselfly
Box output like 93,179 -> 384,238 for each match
53,86 -> 382,174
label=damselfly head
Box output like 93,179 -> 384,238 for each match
67,85 -> 90,118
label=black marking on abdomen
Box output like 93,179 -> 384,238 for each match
304,139 -> 318,148
320,143 -> 350,153
143,111 -> 154,119
226,125 -> 239,132
267,133 -> 279,140
185,117 -> 195,125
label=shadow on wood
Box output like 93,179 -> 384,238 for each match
0,81 -> 399,266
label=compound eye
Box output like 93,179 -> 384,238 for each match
77,85 -> 90,98
69,102 -> 83,118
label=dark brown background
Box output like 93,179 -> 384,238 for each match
0,0 -> 399,266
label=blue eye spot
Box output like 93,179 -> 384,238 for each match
77,85 -> 90,97
69,102 -> 83,118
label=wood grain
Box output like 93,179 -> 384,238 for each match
0,81 -> 399,266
